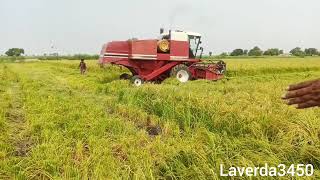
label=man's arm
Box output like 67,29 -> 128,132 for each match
282,79 -> 320,109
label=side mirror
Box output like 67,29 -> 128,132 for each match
199,47 -> 204,59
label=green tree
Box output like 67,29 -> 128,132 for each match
243,49 -> 248,55
304,48 -> 318,56
248,46 -> 263,56
279,50 -> 284,55
290,47 -> 305,57
230,49 -> 244,56
263,48 -> 281,56
5,48 -> 25,57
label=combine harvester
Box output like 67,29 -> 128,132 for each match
99,29 -> 226,86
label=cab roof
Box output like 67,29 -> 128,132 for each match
160,30 -> 202,37
185,31 -> 202,37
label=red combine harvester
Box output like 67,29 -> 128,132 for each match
99,29 -> 226,86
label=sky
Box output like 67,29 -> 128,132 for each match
0,0 -> 319,55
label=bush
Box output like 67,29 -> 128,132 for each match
0,56 -> 25,61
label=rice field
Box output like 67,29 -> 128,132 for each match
0,57 -> 320,179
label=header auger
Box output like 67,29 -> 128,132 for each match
99,29 -> 226,86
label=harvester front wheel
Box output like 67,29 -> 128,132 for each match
120,73 -> 131,80
170,64 -> 191,83
131,75 -> 144,86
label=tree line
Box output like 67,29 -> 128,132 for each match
3,47 -> 320,60
215,47 -> 319,57
1,48 -> 99,60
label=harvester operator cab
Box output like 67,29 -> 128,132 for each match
187,33 -> 202,58
158,30 -> 203,58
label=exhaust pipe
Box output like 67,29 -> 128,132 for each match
160,28 -> 164,34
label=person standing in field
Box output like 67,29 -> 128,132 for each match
282,79 -> 320,109
79,59 -> 87,75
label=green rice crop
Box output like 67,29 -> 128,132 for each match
0,57 -> 320,179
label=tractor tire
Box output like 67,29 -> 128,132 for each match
120,73 -> 131,80
170,64 -> 191,83
131,75 -> 144,86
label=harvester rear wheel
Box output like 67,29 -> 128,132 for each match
170,64 -> 191,83
131,75 -> 144,86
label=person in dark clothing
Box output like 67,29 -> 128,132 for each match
79,59 -> 87,74
282,79 -> 320,109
